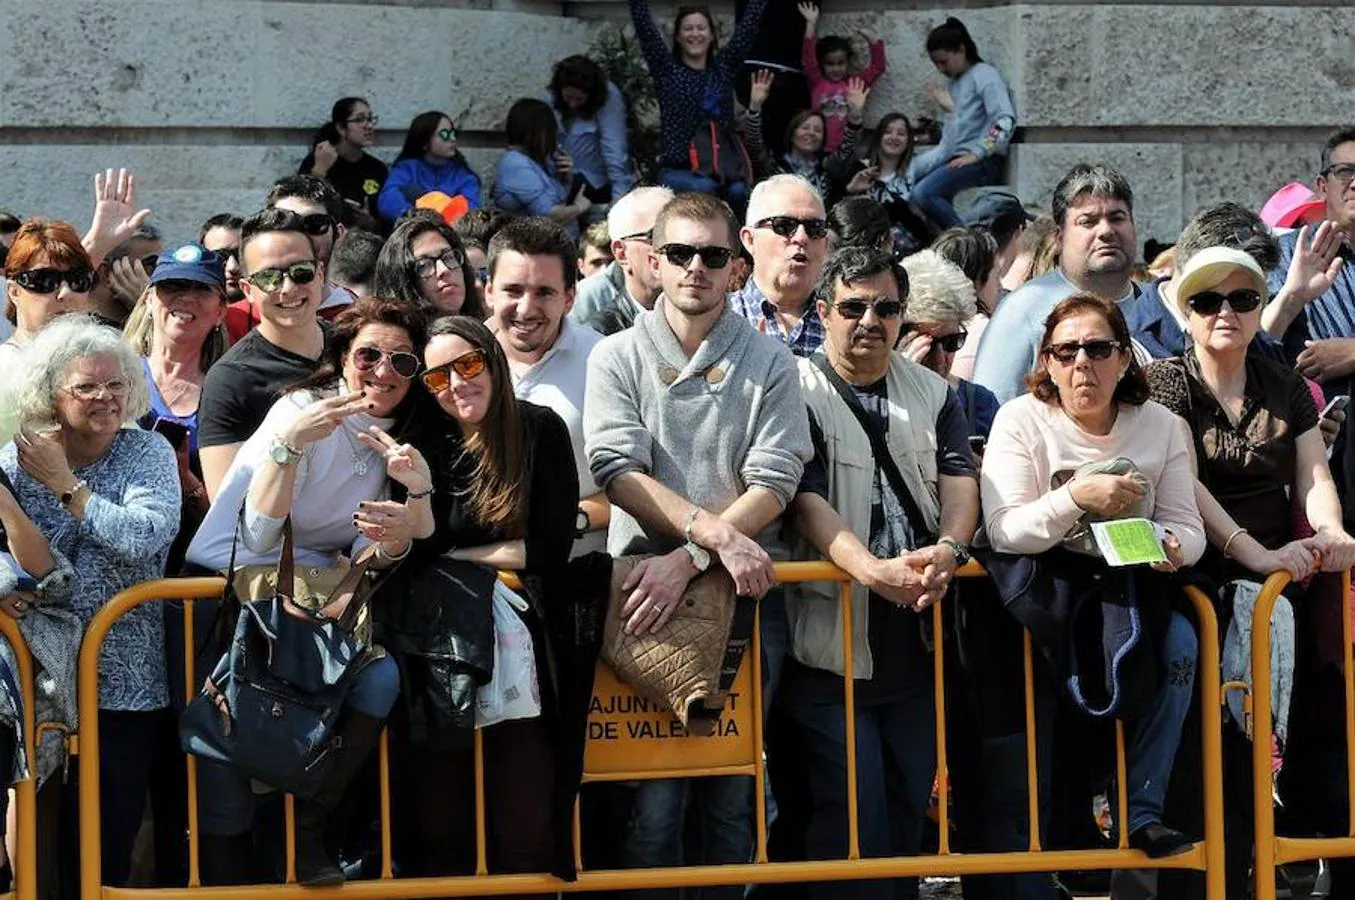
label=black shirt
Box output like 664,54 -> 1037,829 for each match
299,151 -> 389,220
198,327 -> 327,449
787,379 -> 975,705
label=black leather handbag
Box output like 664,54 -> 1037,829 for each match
178,517 -> 378,798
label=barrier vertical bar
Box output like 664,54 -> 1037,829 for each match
0,617 -> 36,900
183,599 -> 200,888
474,727 -> 489,875
1113,721 -> 1128,850
1187,586 -> 1225,900
1249,573 -> 1287,900
931,601 -> 950,855
572,797 -> 584,872
284,794 -> 297,883
752,599 -> 767,864
1022,630 -> 1041,852
378,728 -> 393,878
841,580 -> 860,860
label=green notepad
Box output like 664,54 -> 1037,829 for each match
1089,518 -> 1168,567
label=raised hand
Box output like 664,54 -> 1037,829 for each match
15,428 -> 75,497
83,168 -> 152,264
281,394 -> 374,451
357,425 -> 433,493
311,140 -> 339,176
1284,221 -> 1345,305
924,79 -> 954,111
797,1 -> 819,29
846,77 -> 870,122
845,165 -> 879,195
107,256 -> 150,307
749,69 -> 775,112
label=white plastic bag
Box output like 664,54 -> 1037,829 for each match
475,581 -> 542,728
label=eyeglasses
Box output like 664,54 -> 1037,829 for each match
1323,164 -> 1355,185
63,378 -> 131,401
755,216 -> 830,240
421,349 -> 488,392
616,230 -> 653,243
299,214 -> 335,237
903,326 -> 967,352
832,297 -> 904,319
353,346 -> 421,379
346,114 -> 379,126
437,128 -> 457,142
413,248 -> 466,279
245,260 -> 318,292
209,245 -> 239,263
1186,288 -> 1263,316
1043,340 -> 1123,363
11,267 -> 98,294
657,243 -> 733,269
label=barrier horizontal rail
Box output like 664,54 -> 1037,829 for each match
0,614 -> 37,900
76,562 -> 1225,899
1251,568 -> 1355,900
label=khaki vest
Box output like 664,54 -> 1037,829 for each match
787,354 -> 950,678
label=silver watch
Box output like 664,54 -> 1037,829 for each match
682,541 -> 712,573
269,437 -> 303,467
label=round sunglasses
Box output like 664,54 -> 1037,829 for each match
352,346 -> 421,380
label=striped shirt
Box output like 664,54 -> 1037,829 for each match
1268,229 -> 1355,353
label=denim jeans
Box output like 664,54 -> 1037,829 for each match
198,654 -> 400,836
781,684 -> 936,900
1125,610 -> 1197,832
658,169 -> 750,220
623,775 -> 753,900
910,156 -> 1003,229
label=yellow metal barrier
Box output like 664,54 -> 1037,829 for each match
1251,569 -> 1355,900
75,563 -> 1226,899
0,614 -> 37,900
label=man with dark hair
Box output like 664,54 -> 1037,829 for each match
585,191 -> 811,892
200,214 -> 248,346
198,208 -> 327,497
1122,202 -> 1290,361
327,229 -> 384,302
785,245 -> 978,899
87,224 -> 163,325
267,174 -> 353,318
486,217 -> 608,554
972,162 -> 1138,402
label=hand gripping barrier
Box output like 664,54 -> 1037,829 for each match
74,564 -> 1227,899
1250,569 -> 1355,900
0,614 -> 37,900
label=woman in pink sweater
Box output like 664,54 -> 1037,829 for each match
980,293 -> 1204,859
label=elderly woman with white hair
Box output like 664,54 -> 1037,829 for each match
898,249 -> 999,442
3,314 -> 180,890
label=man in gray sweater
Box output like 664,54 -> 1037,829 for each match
584,191 -> 812,893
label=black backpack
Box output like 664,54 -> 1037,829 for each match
687,120 -> 753,186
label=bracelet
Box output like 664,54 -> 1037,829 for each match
407,486 -> 433,501
1222,527 -> 1249,558
376,541 -> 412,563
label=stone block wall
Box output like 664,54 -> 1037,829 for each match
0,0 -> 1348,249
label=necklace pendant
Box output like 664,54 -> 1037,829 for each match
355,460 -> 369,476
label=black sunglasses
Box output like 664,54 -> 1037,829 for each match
413,248 -> 466,279
833,297 -> 904,319
1186,288 -> 1262,316
755,216 -> 829,240
299,213 -> 335,237
352,346 -> 421,379
904,325 -> 967,352
245,260 -> 318,292
657,243 -> 733,269
1044,339 -> 1122,363
12,267 -> 98,294
211,245 -> 239,263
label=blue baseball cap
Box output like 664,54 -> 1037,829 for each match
148,243 -> 226,290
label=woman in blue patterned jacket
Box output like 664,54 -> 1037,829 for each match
3,315 -> 180,890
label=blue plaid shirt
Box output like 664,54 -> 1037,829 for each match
730,279 -> 825,358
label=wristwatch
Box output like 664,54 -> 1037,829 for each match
682,541 -> 712,573
939,538 -> 971,568
575,507 -> 591,539
59,480 -> 89,508
269,437 -> 304,467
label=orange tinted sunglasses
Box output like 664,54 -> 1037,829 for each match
420,349 -> 488,392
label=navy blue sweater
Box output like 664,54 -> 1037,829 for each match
629,0 -> 769,169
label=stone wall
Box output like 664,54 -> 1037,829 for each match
2,0 -> 1349,249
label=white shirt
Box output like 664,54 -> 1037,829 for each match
186,387 -> 395,570
508,319 -> 605,557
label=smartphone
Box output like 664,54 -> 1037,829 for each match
1321,395 -> 1350,419
968,435 -> 987,455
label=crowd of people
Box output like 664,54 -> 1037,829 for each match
0,10 -> 1354,900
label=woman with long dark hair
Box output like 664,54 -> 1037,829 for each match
547,55 -> 635,203
843,112 -> 937,253
907,17 -> 1015,228
492,98 -> 592,238
628,0 -> 769,211
377,111 -> 482,224
372,211 -> 485,319
388,315 -> 580,880
300,97 -> 389,223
